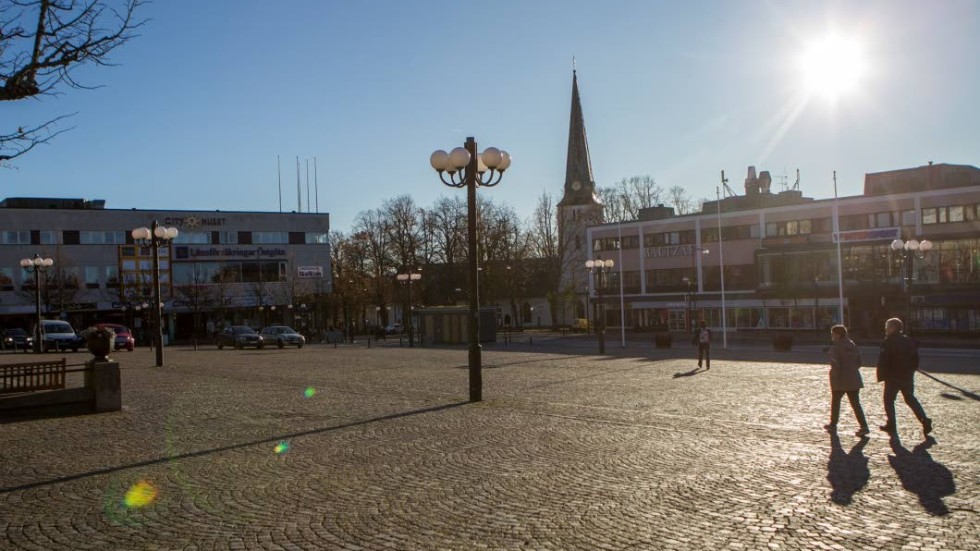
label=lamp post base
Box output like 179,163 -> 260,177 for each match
468,344 -> 482,402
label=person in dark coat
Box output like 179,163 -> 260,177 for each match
876,317 -> 932,436
825,325 -> 869,437
691,320 -> 711,369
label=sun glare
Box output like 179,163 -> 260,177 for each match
799,33 -> 866,100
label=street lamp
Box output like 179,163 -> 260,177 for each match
891,238 -> 933,335
132,222 -> 178,367
585,257 -> 615,354
396,270 -> 422,347
19,253 -> 53,353
430,137 -> 511,402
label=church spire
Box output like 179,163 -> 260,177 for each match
562,69 -> 596,204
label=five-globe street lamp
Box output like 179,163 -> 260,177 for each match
131,222 -> 178,367
19,253 -> 54,353
891,238 -> 933,335
430,137 -> 511,402
585,257 -> 615,355
396,270 -> 422,347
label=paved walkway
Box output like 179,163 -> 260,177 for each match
1,345 -> 977,550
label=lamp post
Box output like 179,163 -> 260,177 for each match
430,137 -> 511,402
396,270 -> 421,347
19,253 -> 54,353
891,238 -> 933,336
586,257 -> 615,354
686,246 -> 709,332
132,222 -> 178,367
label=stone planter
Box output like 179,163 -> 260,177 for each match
82,328 -> 115,361
654,332 -> 673,349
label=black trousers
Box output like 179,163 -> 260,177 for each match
883,377 -> 928,427
830,390 -> 868,427
697,343 -> 710,367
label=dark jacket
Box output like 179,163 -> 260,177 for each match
828,337 -> 863,391
876,332 -> 919,382
692,327 -> 711,346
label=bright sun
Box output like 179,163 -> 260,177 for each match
799,33 -> 867,100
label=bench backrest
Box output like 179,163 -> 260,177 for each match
0,358 -> 67,394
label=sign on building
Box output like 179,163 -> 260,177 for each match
297,266 -> 324,278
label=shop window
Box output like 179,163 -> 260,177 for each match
949,206 -> 964,223
921,208 -> 937,224
901,210 -> 916,226
84,266 -> 101,289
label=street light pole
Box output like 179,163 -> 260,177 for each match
891,238 -> 932,336
430,138 -> 511,402
586,258 -> 614,355
132,221 -> 178,367
396,270 -> 421,347
19,253 -> 54,353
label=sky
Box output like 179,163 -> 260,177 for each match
3,0 -> 978,232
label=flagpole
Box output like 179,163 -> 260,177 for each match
717,184 -> 727,349
618,220 -> 625,347
833,171 -> 846,326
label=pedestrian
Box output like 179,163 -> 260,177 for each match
876,318 -> 932,436
824,325 -> 870,437
691,320 -> 711,369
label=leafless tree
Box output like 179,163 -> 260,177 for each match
668,185 -> 694,215
526,191 -> 579,328
1,0 -> 145,163
598,175 -> 664,222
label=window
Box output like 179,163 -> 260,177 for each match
80,231 -> 126,244
0,267 -> 13,291
253,232 -> 288,244
921,208 -> 937,225
786,221 -> 799,236
105,266 -> 119,288
305,232 -> 329,244
217,231 -> 238,244
84,266 -> 101,289
938,207 -> 948,223
949,206 -> 964,223
174,231 -> 211,244
901,210 -> 916,226
799,220 -> 811,234
750,225 -> 761,238
1,231 -> 30,244
40,231 -> 60,245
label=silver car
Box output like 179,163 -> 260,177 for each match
260,326 -> 306,349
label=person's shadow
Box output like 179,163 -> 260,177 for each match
887,435 -> 956,516
826,432 -> 870,505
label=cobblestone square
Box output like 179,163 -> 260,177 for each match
1,341 -> 977,550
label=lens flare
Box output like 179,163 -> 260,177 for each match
123,480 -> 158,508
274,441 -> 290,455
303,387 -> 316,398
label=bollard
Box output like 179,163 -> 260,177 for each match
368,337 -> 371,349
194,339 -> 198,351
529,336 -> 533,346
333,341 -> 337,349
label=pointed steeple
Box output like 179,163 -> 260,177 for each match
561,70 -> 597,205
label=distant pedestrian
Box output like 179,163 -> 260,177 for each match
824,325 -> 870,437
691,320 -> 711,369
876,318 -> 932,436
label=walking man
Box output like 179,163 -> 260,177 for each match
825,325 -> 870,437
876,318 -> 932,436
692,320 -> 711,370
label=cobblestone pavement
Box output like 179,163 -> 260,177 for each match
1,343 -> 977,550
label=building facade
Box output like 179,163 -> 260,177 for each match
0,198 -> 331,341
583,163 -> 980,338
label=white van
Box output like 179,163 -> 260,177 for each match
37,320 -> 83,352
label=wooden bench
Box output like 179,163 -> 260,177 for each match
0,358 -> 67,394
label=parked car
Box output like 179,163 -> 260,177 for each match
260,325 -> 306,348
385,322 -> 404,335
36,320 -> 83,352
93,323 -> 136,351
2,328 -> 33,352
216,326 -> 265,350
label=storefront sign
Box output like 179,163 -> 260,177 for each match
163,215 -> 228,228
174,246 -> 287,260
644,244 -> 700,258
762,235 -> 810,247
297,266 -> 324,278
832,227 -> 900,243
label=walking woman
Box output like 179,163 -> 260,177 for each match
826,325 -> 870,437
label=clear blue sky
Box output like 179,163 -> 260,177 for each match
4,0 -> 978,231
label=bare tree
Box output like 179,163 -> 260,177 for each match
598,175 -> 664,222
526,191 -> 579,329
1,0 -> 145,163
668,185 -> 694,215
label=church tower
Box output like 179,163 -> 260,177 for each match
557,69 -> 604,321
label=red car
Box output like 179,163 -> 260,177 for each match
94,323 -> 136,351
